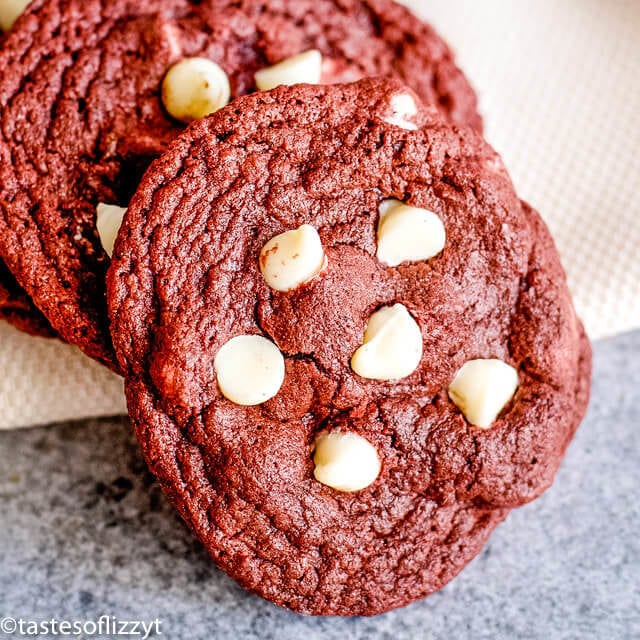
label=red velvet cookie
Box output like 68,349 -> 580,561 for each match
0,0 -> 480,367
108,79 -> 591,615
0,0 -> 56,338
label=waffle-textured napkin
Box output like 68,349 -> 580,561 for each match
0,0 -> 638,429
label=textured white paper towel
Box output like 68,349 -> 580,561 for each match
402,0 -> 640,339
0,0 -> 638,429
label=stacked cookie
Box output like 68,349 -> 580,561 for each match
0,0 -> 591,616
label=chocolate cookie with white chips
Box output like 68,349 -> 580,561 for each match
108,79 -> 591,615
0,0 -> 481,366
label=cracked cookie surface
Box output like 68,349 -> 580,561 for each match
108,79 -> 591,615
0,0 -> 480,368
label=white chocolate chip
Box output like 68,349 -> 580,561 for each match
255,50 -> 323,91
383,93 -> 419,131
160,22 -> 183,59
448,359 -> 519,429
0,0 -> 30,31
162,57 -> 230,123
259,224 -> 325,291
351,303 -> 423,381
214,335 -> 285,406
96,203 -> 127,258
376,199 -> 446,267
313,432 -> 381,492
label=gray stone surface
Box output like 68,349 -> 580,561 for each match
0,332 -> 638,640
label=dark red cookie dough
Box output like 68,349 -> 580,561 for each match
108,79 -> 591,615
0,5 -> 54,338
0,6 -> 57,339
0,263 -> 56,338
0,0 -> 480,369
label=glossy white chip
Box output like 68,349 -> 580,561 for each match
351,303 -> 423,381
383,92 -> 419,131
0,0 -> 30,31
214,335 -> 285,406
255,50 -> 323,91
448,359 -> 519,429
376,199 -> 446,267
313,432 -> 381,492
161,57 -> 230,123
259,224 -> 325,291
96,203 -> 127,258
